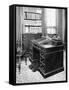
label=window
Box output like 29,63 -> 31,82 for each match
46,9 -> 57,34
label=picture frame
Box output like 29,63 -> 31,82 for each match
9,4 -> 67,85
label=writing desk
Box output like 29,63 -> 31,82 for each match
31,38 -> 64,78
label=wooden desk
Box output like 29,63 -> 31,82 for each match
31,38 -> 64,78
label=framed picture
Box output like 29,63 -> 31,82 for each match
9,4 -> 67,85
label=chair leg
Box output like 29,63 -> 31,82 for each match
18,63 -> 21,74
18,57 -> 21,74
25,57 -> 27,65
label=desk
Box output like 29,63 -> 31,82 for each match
31,38 -> 64,78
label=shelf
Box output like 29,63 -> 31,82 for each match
24,19 -> 41,21
25,25 -> 42,27
24,7 -> 42,33
24,11 -> 42,15
24,11 -> 42,20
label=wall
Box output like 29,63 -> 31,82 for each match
42,8 -> 47,36
57,9 -> 66,42
16,7 -> 24,43
57,9 -> 63,40
16,7 -> 21,41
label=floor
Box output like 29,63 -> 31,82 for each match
16,51 -> 66,83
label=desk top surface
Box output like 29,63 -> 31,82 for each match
32,37 -> 64,49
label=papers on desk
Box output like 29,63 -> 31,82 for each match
41,44 -> 54,48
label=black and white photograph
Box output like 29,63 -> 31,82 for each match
9,5 -> 67,85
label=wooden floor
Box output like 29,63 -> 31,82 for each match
16,51 -> 66,84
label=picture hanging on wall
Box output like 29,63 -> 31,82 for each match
9,4 -> 67,85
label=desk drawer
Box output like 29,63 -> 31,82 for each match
40,59 -> 45,66
40,51 -> 45,57
39,64 -> 46,73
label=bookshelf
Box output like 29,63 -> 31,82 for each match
22,7 -> 42,61
24,7 -> 42,34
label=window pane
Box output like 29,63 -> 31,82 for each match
47,28 -> 56,34
46,9 -> 56,26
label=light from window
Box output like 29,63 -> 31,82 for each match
47,28 -> 56,34
46,9 -> 57,34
